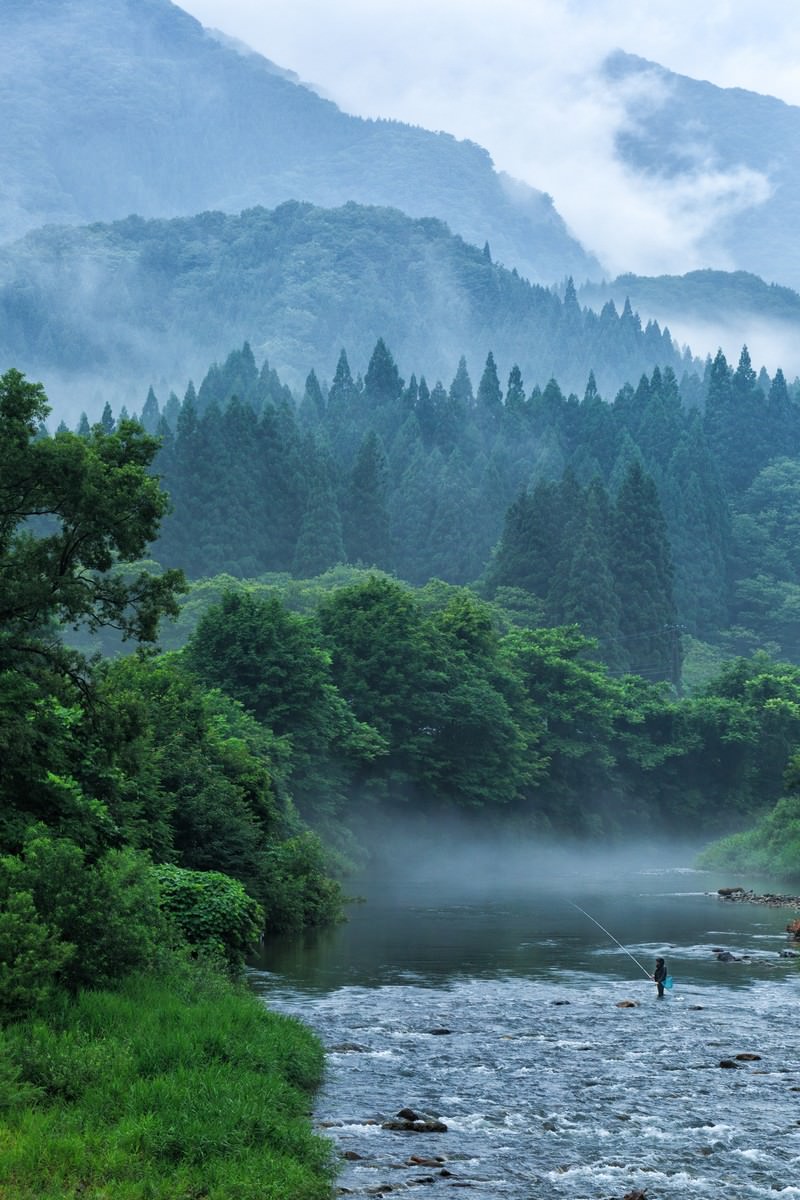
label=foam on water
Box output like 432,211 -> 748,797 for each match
250,875 -> 800,1199
251,969 -> 800,1199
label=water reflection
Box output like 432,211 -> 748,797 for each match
251,861 -> 797,993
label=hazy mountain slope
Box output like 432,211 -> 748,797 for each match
581,270 -> 800,323
0,201 -> 688,419
580,270 -> 800,378
604,51 -> 800,290
0,0 -> 598,285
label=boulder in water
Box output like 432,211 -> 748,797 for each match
383,1108 -> 448,1133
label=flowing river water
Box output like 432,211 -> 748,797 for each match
249,850 -> 800,1199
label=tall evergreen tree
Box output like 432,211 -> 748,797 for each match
477,351 -> 503,428
364,338 -> 403,410
343,431 -> 391,568
100,401 -> 115,434
298,369 -> 325,428
487,479 -> 563,599
449,356 -> 475,410
140,387 -> 160,433
292,446 -> 345,578
560,478 -> 624,669
612,461 -> 680,685
662,414 -> 730,639
326,348 -> 362,462
505,364 -> 526,415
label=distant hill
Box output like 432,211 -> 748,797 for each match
579,269 -> 800,380
604,52 -> 800,291
0,0 -> 598,286
0,201 -> 691,419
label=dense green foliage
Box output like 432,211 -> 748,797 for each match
137,335 -> 800,679
130,572 -> 800,851
152,865 -> 264,971
0,368 -> 340,1197
0,369 -> 345,989
0,964 -> 334,1200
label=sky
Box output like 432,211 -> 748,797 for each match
179,0 -> 800,280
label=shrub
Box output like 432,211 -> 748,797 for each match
0,831 -> 165,1003
153,864 -> 264,970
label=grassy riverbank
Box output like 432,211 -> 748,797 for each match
0,960 -> 335,1199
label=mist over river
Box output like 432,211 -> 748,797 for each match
250,849 -> 800,1199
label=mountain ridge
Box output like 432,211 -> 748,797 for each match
0,0 -> 598,285
603,50 -> 800,289
0,200 -> 689,420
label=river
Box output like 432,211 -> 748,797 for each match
249,847 -> 800,1199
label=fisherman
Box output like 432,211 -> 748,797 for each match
652,956 -> 668,998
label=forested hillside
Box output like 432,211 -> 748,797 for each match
580,270 -> 800,375
0,203 -> 684,413
88,335 -> 793,680
0,0 -> 597,285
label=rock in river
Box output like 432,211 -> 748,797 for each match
382,1107 -> 448,1133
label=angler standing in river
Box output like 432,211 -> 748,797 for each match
653,956 -> 668,998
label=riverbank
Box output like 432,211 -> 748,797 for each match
0,960 -> 336,1200
714,885 -> 800,912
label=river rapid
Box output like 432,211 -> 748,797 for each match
249,849 -> 800,1199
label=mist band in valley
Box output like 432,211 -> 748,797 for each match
570,902 -> 671,993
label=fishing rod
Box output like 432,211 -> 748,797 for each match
570,901 -> 653,981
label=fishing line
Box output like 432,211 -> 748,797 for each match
569,901 -> 654,981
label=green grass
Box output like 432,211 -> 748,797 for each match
697,795 -> 800,883
0,962 -> 336,1199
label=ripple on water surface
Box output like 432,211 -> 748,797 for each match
253,972 -> 800,1199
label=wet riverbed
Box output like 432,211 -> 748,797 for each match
250,855 -> 800,1199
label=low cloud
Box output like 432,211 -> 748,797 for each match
181,0 -> 799,280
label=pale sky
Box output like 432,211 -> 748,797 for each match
179,0 -> 798,278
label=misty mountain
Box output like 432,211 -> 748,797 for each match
604,51 -> 800,290
579,270 -> 800,378
0,201 -> 690,417
0,0 -> 598,286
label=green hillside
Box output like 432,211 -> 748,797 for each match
0,202 -> 688,413
580,269 -> 800,327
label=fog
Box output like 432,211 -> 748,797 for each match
351,813 -> 717,902
662,316 -> 800,383
180,0 -> 800,279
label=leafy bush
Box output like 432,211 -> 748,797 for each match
261,832 -> 346,934
153,864 -> 264,970
0,889 -> 73,1023
0,831 -> 165,1008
